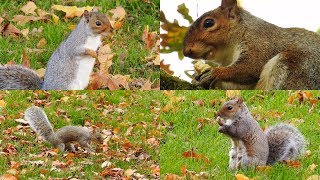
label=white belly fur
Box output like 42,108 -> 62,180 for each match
70,35 -> 101,90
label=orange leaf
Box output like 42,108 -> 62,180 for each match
142,26 -> 158,49
22,50 -> 30,68
283,160 -> 301,168
235,174 -> 249,180
161,60 -> 173,75
181,165 -> 187,175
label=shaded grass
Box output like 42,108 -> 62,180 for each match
160,90 -> 320,179
0,0 -> 159,82
0,90 -> 161,178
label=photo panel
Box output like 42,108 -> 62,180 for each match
0,90 -> 161,179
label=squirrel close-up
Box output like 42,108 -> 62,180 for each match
183,0 -> 320,90
24,106 -> 103,153
0,9 -> 113,90
216,97 -> 306,170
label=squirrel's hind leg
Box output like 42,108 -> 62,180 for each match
257,49 -> 313,90
55,143 -> 65,152
79,140 -> 93,153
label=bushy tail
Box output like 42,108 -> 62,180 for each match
0,65 -> 42,90
265,124 -> 306,164
25,106 -> 55,141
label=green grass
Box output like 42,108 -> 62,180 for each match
0,90 -> 161,179
160,90 -> 320,179
0,0 -> 159,83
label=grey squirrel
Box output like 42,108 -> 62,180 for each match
183,0 -> 320,90
24,106 -> 103,152
216,97 -> 306,170
0,9 -> 113,90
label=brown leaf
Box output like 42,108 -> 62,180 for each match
22,50 -> 30,68
2,23 -> 21,37
142,26 -> 158,49
257,166 -> 271,173
36,38 -> 47,48
164,174 -> 183,180
182,150 -> 209,163
160,60 -> 173,75
21,1 -> 37,15
283,160 -> 301,168
0,17 -> 4,24
108,6 -> 126,30
0,174 -> 18,180
12,15 -> 46,26
88,71 -> 119,90
98,44 -> 114,71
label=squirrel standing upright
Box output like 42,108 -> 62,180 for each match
183,0 -> 320,90
25,106 -> 103,152
216,98 -> 306,170
0,9 -> 112,90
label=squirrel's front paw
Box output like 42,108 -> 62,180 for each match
218,125 -> 227,133
194,69 -> 217,89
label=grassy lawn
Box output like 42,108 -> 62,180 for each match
0,90 -> 161,179
160,90 -> 320,179
0,0 -> 159,82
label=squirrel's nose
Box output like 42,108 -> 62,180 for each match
183,46 -> 194,58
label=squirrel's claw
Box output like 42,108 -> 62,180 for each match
194,68 -> 217,89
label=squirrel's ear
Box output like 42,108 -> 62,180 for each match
237,97 -> 243,104
221,0 -> 238,9
83,10 -> 90,22
221,0 -> 239,18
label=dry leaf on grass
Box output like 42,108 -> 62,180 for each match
21,1 -> 37,15
51,5 -> 93,18
142,26 -> 158,49
98,44 -> 114,70
36,38 -> 47,48
22,50 -> 30,68
2,23 -> 21,37
12,15 -> 47,26
108,6 -> 126,30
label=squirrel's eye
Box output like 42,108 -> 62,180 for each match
203,19 -> 215,28
96,21 -> 102,26
227,106 -> 233,111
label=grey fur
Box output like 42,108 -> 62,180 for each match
24,106 -> 102,152
0,65 -> 42,90
42,17 -> 94,90
266,124 -> 306,164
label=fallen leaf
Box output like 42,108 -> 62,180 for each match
226,90 -> 241,99
2,23 -> 21,37
164,174 -> 183,180
257,166 -> 271,173
21,28 -> 29,38
98,44 -> 114,71
142,26 -> 158,49
153,54 -> 160,66
35,68 -> 46,78
161,60 -> 173,75
51,5 -> 93,18
235,174 -> 249,180
307,175 -> 320,180
0,174 -> 17,180
12,15 -> 46,26
283,160 -> 301,168
21,1 -> 37,15
108,6 -> 126,30
36,38 -> 47,48
22,50 -> 30,68
0,100 -> 6,107
308,163 -> 318,172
